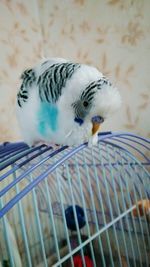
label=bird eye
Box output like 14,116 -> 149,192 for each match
83,101 -> 89,107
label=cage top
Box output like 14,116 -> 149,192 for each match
0,131 -> 149,172
0,131 -> 149,218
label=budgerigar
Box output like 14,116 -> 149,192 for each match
16,58 -> 121,147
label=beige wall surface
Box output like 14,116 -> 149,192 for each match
0,0 -> 150,143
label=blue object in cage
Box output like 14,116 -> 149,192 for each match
65,205 -> 86,231
0,132 -> 150,267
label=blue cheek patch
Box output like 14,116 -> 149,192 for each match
38,102 -> 58,136
74,117 -> 84,126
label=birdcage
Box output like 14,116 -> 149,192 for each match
0,132 -> 150,267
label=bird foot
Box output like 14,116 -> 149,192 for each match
88,134 -> 98,148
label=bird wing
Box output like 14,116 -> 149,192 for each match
37,62 -> 80,104
17,61 -> 80,108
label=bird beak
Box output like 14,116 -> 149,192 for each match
91,116 -> 104,135
92,122 -> 101,135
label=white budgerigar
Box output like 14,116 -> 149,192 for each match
16,58 -> 121,147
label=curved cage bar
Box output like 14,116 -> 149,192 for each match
0,132 -> 150,267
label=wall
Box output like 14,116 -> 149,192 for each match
0,0 -> 150,142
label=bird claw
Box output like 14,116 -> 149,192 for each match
88,134 -> 98,148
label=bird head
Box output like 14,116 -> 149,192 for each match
72,76 -> 121,136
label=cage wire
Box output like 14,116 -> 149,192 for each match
0,132 -> 150,267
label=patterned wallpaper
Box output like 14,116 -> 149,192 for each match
0,0 -> 150,143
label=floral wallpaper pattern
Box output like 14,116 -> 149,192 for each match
0,0 -> 150,142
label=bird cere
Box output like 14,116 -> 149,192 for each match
16,58 -> 121,147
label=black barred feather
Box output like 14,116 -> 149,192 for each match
17,68 -> 36,107
81,76 -> 111,100
73,77 -> 111,120
17,63 -> 109,109
38,63 -> 80,103
17,62 -> 80,108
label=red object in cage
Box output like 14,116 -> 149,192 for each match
73,255 -> 94,267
